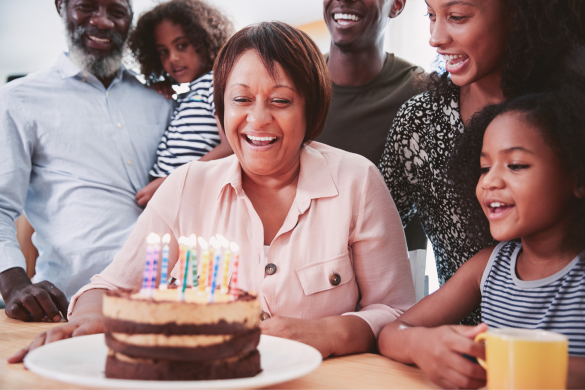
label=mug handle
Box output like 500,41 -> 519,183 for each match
474,332 -> 488,370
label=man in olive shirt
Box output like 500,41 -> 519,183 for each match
318,0 -> 427,252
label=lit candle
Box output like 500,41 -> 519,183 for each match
209,236 -> 222,303
178,236 -> 189,301
189,234 -> 198,290
140,233 -> 156,296
208,236 -> 219,291
217,234 -> 230,293
148,234 -> 161,293
198,237 -> 209,293
159,234 -> 171,290
229,242 -> 240,300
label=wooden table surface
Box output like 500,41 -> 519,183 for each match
0,313 -> 438,389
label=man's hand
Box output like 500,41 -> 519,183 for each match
7,312 -> 104,363
410,324 -> 487,389
0,267 -> 68,322
150,80 -> 174,99
136,177 -> 166,206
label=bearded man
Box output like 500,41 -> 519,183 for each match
0,0 -> 171,322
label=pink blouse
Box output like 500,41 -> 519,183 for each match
69,142 -> 416,337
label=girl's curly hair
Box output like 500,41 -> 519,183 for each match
128,0 -> 234,85
450,49 -> 585,249
430,0 -> 585,98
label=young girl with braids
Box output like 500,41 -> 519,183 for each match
128,0 -> 234,205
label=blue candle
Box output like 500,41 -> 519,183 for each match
149,234 -> 160,293
159,234 -> 170,290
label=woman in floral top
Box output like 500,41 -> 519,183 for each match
379,0 -> 584,324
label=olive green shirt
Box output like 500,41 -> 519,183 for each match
316,53 -> 427,250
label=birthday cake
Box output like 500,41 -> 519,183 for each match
102,233 -> 262,381
103,289 -> 262,380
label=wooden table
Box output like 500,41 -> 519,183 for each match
0,314 -> 438,389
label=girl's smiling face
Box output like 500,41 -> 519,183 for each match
426,0 -> 509,87
476,112 -> 581,242
154,19 -> 205,84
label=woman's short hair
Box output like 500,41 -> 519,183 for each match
128,0 -> 233,85
213,22 -> 331,144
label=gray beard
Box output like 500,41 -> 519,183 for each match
61,10 -> 126,79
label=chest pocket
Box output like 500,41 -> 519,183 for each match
295,252 -> 354,295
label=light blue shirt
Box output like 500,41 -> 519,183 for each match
0,53 -> 171,299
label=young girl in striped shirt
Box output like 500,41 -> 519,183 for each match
128,0 -> 234,205
378,60 -> 585,388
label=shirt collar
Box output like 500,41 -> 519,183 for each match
56,52 -> 125,86
217,143 -> 339,214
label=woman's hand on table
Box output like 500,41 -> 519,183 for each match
408,324 -> 487,389
259,315 -> 376,359
7,311 -> 105,363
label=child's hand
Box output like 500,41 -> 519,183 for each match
411,324 -> 487,389
150,80 -> 174,99
136,177 -> 166,206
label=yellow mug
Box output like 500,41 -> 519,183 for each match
475,328 -> 568,389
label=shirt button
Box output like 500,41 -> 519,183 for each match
82,79 -> 86,83
83,73 -> 88,77
106,92 -> 110,97
265,263 -> 277,275
260,312 -> 271,321
116,123 -> 122,128
329,273 -> 341,286
126,160 -> 132,165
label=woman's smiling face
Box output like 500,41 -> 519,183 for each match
426,0 -> 509,87
224,50 -> 307,177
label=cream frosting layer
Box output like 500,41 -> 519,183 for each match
110,332 -> 233,347
110,349 -> 245,365
102,291 -> 261,327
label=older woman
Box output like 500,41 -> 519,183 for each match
10,22 -> 415,362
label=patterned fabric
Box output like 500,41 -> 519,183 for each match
379,81 -> 494,324
150,72 -> 219,177
481,241 -> 585,356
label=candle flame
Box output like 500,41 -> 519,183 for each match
147,233 -> 160,245
230,242 -> 240,252
188,234 -> 197,247
209,236 -> 221,249
198,236 -> 209,249
178,236 -> 187,245
216,234 -> 230,248
162,233 -> 171,244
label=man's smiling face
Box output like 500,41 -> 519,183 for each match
323,0 -> 397,50
61,0 -> 132,58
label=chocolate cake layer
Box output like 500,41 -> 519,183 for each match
104,316 -> 256,335
105,349 -> 262,381
105,328 -> 261,362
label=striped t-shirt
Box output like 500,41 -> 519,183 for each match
150,72 -> 219,177
481,241 -> 585,356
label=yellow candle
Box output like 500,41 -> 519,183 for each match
197,237 -> 209,293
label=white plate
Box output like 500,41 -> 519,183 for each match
24,334 -> 322,388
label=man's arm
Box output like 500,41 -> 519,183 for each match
0,86 -> 68,321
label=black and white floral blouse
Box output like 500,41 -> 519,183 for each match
379,81 -> 494,325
